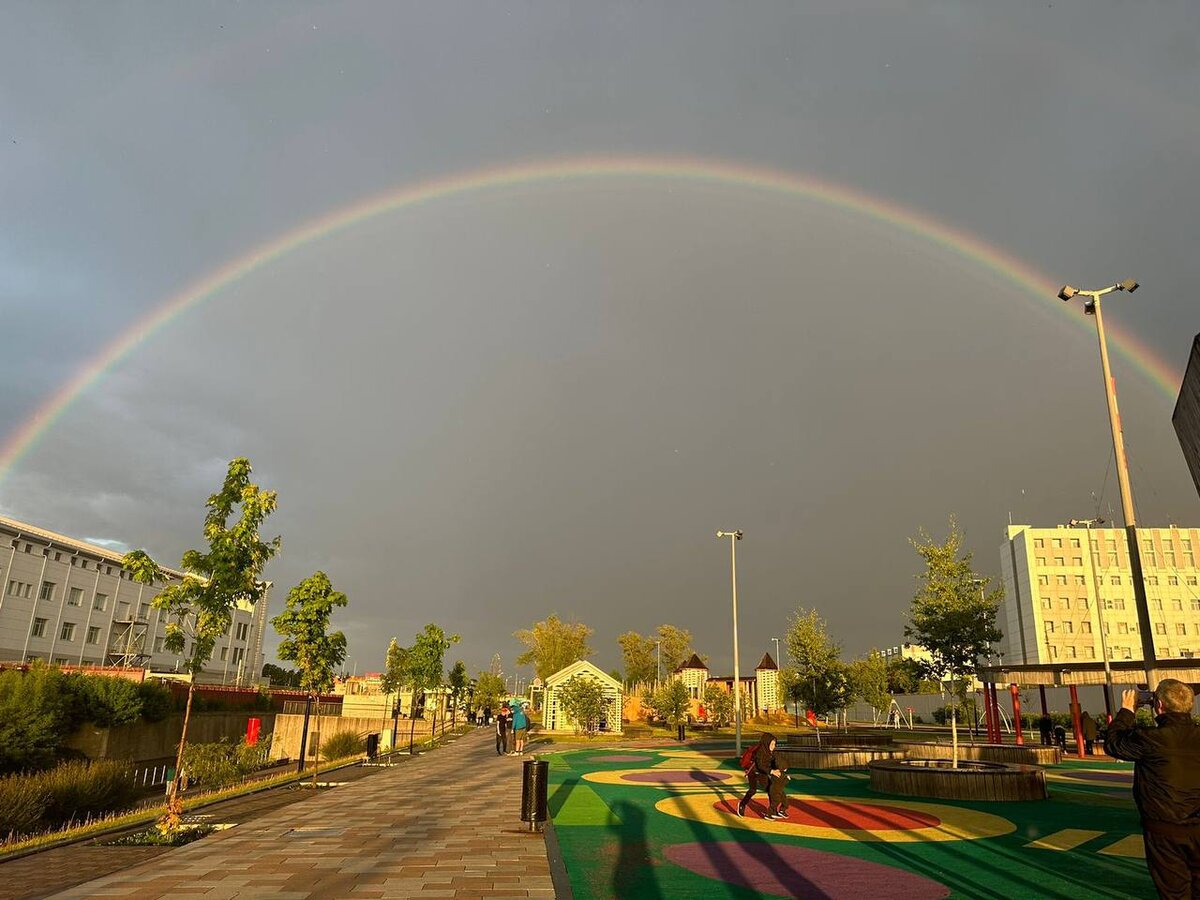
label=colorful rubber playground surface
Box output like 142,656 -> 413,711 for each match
544,744 -> 1155,899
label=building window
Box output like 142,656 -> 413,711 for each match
1053,538 -> 1063,549
235,622 -> 249,641
1083,646 -> 1094,658
1187,577 -> 1198,587
154,637 -> 165,653
1075,575 -> 1086,585
67,587 -> 83,606
1155,623 -> 1167,635
1148,576 -> 1160,586
1143,538 -> 1154,552
1048,646 -> 1058,659
1177,624 -> 1188,636
1119,623 -> 1130,635
220,647 -> 228,661
139,603 -> 150,620
232,647 -> 245,665
93,593 -> 107,611
1066,646 -> 1076,658
1166,553 -> 1177,567
1057,575 -> 1068,586
1080,598 -> 1089,609
1071,538 -> 1081,548
31,617 -> 47,638
1038,575 -> 1049,585
1115,599 -> 1126,610
1168,576 -> 1179,586
1054,557 -> 1065,566
1034,539 -> 1044,548
1041,597 -> 1052,609
1191,599 -> 1200,612
1153,599 -> 1164,611
1036,557 -> 1046,566
1060,597 -> 1071,609
1081,621 -> 1092,633
1072,557 -> 1082,567
1173,599 -> 1183,611
1063,621 -> 1074,634
39,581 -> 56,601
59,622 -> 75,641
86,626 -> 100,644
1045,621 -> 1056,633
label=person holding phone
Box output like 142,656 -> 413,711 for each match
1106,679 -> 1200,898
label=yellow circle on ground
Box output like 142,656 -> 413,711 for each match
583,768 -> 741,789
654,793 -> 1016,842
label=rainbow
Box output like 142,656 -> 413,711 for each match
0,155 -> 1183,487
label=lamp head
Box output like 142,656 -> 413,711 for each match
1083,299 -> 1096,315
1058,285 -> 1078,301
1118,279 -> 1139,293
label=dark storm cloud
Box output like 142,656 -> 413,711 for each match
2,2 -> 1198,675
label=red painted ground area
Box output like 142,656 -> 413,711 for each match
714,798 -> 941,830
663,842 -> 951,899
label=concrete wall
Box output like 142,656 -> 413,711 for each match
269,714 -> 436,760
65,711 -> 276,764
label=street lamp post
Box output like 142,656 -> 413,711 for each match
655,640 -> 662,688
772,637 -> 781,665
716,530 -> 744,754
1070,517 -> 1116,717
1059,279 -> 1156,685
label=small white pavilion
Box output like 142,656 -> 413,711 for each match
542,660 -> 624,734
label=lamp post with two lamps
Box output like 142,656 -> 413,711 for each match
716,530 -> 744,755
1058,279 -> 1156,685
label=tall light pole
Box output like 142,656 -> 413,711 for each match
716,530 -> 744,754
1070,517 -> 1115,717
655,639 -> 662,687
772,637 -> 781,665
1059,279 -> 1156,684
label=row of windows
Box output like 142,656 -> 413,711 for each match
31,619 -> 254,653
6,539 -> 165,581
1034,535 -> 1195,553
1040,595 -> 1200,610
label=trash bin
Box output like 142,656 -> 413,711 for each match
365,732 -> 380,760
520,758 -> 549,831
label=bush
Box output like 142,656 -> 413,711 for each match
319,730 -> 364,761
137,683 -> 173,723
73,677 -> 143,729
0,759 -> 136,840
182,734 -> 270,789
0,665 -> 84,773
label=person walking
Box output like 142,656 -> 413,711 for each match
737,732 -> 789,819
495,703 -> 511,756
1081,712 -> 1099,756
1107,680 -> 1200,899
1039,713 -> 1054,746
1053,723 -> 1067,752
511,701 -> 530,756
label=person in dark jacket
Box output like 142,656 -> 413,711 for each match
1039,714 -> 1054,746
496,704 -> 511,756
1080,712 -> 1099,755
1106,680 -> 1200,899
737,732 -> 789,819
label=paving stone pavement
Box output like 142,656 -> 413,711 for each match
48,729 -> 557,900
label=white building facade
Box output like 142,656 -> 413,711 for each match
0,515 -> 268,682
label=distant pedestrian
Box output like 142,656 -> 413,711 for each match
1039,714 -> 1053,746
1081,712 -> 1099,755
511,702 -> 530,756
1053,723 -> 1067,752
738,732 -> 789,819
483,705 -> 493,726
496,704 -> 511,756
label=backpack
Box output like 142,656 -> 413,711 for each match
739,745 -> 756,771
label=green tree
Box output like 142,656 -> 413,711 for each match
848,651 -> 891,715
261,663 -> 302,688
655,624 -> 697,677
447,660 -> 469,730
557,675 -> 607,735
74,674 -> 144,728
473,671 -> 506,717
617,631 -> 657,686
778,667 -> 804,726
702,683 -> 734,727
123,457 -> 279,831
0,665 -> 83,773
649,679 -> 691,727
379,638 -> 409,749
405,624 -> 460,752
272,571 -> 349,789
905,518 -> 1003,767
514,615 -> 593,682
885,657 -> 921,694
785,608 -> 844,718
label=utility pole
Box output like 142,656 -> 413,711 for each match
716,530 -> 744,754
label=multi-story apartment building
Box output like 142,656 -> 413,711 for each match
0,515 -> 268,682
1000,523 -> 1200,665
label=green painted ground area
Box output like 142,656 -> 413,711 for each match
546,746 -> 1153,900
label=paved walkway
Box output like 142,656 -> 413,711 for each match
49,730 -> 556,900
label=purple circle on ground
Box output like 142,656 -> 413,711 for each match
1059,771 -> 1132,784
588,754 -> 652,763
622,769 -> 734,783
663,842 -> 950,899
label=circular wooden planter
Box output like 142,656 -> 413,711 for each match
783,732 -> 896,748
868,758 -> 1048,802
896,742 -> 1061,766
776,747 -> 908,770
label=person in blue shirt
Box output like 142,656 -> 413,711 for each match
511,701 -> 530,756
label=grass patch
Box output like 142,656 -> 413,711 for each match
106,824 -> 215,847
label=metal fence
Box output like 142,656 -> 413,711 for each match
130,763 -> 171,788
281,701 -> 343,716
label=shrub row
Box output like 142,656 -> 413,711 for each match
0,760 -> 137,840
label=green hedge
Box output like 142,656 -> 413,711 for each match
0,760 -> 137,840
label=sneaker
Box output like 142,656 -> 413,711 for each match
736,800 -> 746,818
775,808 -> 789,819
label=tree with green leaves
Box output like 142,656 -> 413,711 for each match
272,571 -> 348,789
557,674 -> 607,735
261,663 -> 302,688
649,679 -> 691,729
514,615 -> 593,682
655,624 -> 698,676
905,518 -> 1003,767
784,607 -> 844,720
702,683 -> 734,727
405,624 -> 460,752
473,671 -> 506,718
123,457 -> 279,832
848,651 -> 891,720
447,660 -> 469,730
379,638 -> 409,750
617,631 -> 657,686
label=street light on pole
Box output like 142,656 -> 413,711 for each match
772,637 -> 781,665
716,530 -> 744,754
1059,279 -> 1156,685
655,640 -> 662,688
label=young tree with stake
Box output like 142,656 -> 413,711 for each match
380,638 -> 409,751
123,457 -> 279,834
272,571 -> 348,789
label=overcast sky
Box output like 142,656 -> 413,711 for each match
3,2 -> 1199,679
